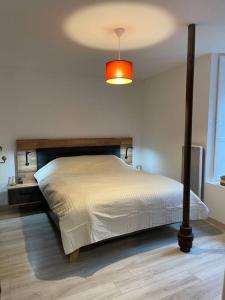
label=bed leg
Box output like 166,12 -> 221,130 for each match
68,249 -> 79,263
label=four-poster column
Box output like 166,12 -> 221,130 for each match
178,24 -> 196,253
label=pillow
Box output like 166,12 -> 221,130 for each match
34,155 -> 129,183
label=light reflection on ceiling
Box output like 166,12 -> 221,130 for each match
63,2 -> 177,50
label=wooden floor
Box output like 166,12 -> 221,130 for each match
0,209 -> 225,300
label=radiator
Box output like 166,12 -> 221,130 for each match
181,145 -> 204,200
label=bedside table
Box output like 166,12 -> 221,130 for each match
8,182 -> 45,207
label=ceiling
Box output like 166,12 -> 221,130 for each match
1,0 -> 225,80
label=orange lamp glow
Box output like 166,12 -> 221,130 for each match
106,60 -> 132,85
105,28 -> 133,85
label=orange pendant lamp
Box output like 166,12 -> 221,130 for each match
106,28 -> 133,85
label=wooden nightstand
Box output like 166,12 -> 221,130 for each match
8,182 -> 45,207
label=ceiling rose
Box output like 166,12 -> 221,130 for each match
63,2 -> 177,50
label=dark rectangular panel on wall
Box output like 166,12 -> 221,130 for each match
36,145 -> 121,170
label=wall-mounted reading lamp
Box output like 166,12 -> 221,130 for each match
25,151 -> 31,166
0,145 -> 7,164
125,146 -> 133,159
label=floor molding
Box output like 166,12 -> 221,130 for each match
206,217 -> 225,232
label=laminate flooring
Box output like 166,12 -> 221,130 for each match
0,209 -> 224,300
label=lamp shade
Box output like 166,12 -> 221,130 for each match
106,60 -> 132,84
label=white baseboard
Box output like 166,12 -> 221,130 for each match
206,217 -> 225,232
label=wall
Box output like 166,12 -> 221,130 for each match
204,54 -> 225,224
141,55 -> 211,181
140,54 -> 225,225
1,55 -> 224,224
205,183 -> 225,224
0,67 -> 143,204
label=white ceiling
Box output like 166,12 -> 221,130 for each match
1,0 -> 225,80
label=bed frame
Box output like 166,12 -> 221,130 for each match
15,23 -> 197,261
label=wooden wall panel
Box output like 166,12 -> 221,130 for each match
17,151 -> 37,183
17,138 -> 132,151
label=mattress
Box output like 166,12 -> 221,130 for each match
34,155 -> 209,255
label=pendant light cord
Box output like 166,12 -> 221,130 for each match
114,28 -> 124,60
118,35 -> 121,60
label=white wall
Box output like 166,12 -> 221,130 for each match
141,55 -> 211,181
204,54 -> 225,224
0,67 -> 143,204
140,54 -> 225,225
205,183 -> 225,224
1,56 -> 224,224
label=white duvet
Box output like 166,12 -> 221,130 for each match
34,155 -> 209,255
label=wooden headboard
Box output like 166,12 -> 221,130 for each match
16,138 -> 133,183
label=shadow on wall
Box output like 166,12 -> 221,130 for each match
141,147 -> 164,174
0,143 -> 16,205
20,213 -> 223,281
0,145 -> 8,205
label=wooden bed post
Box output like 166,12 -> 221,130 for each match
178,24 -> 196,253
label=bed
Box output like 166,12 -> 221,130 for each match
33,154 -> 208,260
16,137 -> 209,262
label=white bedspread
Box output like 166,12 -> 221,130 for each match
34,155 -> 209,254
